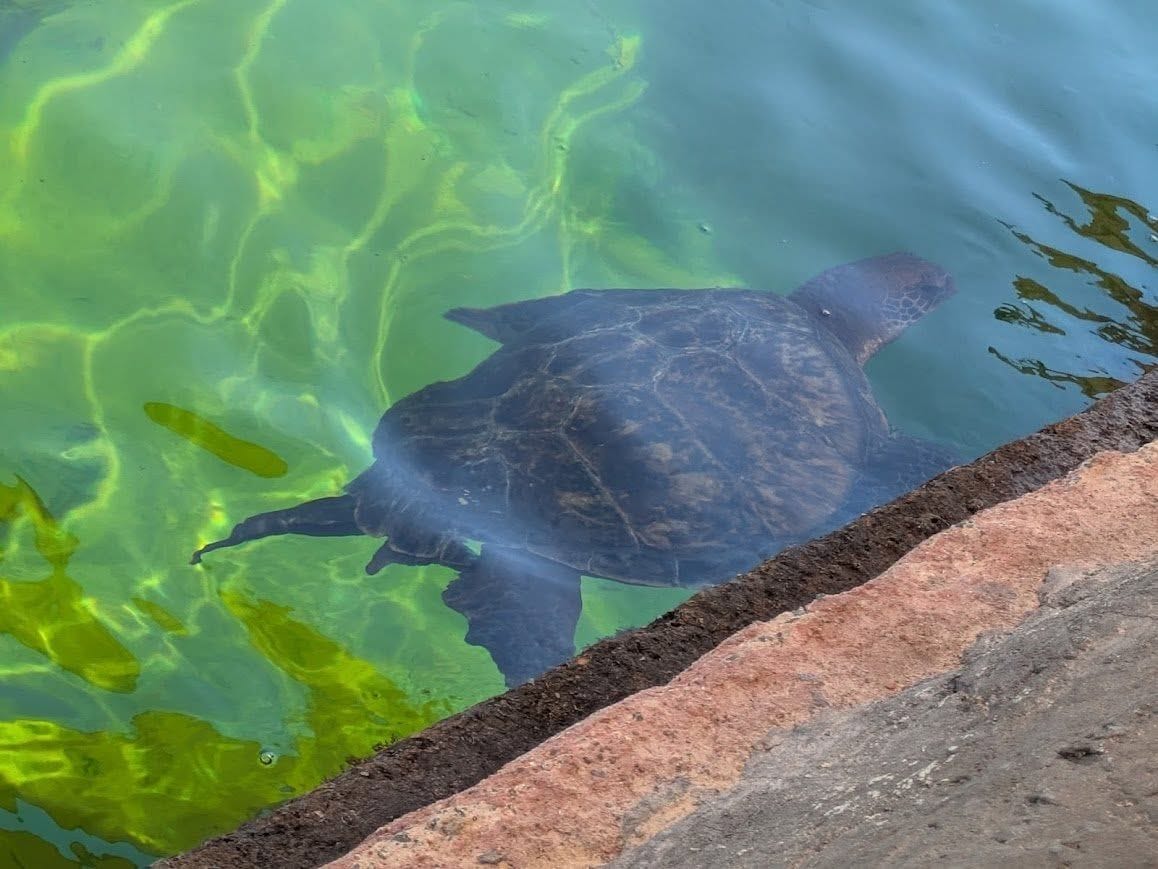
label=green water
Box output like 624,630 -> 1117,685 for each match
0,0 -> 1155,863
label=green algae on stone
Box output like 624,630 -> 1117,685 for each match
131,596 -> 188,635
144,401 -> 288,478
222,589 -> 449,773
0,475 -> 77,570
0,572 -> 140,693
0,594 -> 445,857
0,476 -> 139,693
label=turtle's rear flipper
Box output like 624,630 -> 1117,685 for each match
846,432 -> 961,519
191,494 -> 360,564
443,546 -> 582,688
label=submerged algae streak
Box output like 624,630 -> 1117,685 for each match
0,0 -> 726,862
144,402 -> 288,478
0,476 -> 139,692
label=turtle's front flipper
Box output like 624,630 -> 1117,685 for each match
846,432 -> 961,519
442,546 -> 582,688
191,494 -> 360,564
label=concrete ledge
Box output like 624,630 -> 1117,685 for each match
612,558 -> 1157,867
163,370 -> 1158,869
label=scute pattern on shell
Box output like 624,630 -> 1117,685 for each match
363,289 -> 886,587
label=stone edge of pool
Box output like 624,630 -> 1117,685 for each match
159,368 -> 1158,869
606,555 -> 1157,867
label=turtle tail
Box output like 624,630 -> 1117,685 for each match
190,494 -> 361,564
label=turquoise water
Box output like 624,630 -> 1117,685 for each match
0,0 -> 1155,863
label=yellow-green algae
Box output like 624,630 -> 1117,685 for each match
143,401 -> 289,478
0,584 -> 446,855
1,476 -> 140,693
130,596 -> 188,635
0,0 -> 730,860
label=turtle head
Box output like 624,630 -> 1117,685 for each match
790,252 -> 956,365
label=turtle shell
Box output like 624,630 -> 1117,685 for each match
348,288 -> 887,587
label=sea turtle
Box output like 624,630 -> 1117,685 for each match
192,252 -> 957,686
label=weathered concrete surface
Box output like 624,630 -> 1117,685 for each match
329,441 -> 1158,868
614,559 -> 1158,868
164,370 -> 1158,869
